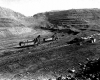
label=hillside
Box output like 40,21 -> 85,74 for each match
1,7 -> 100,30
0,7 -> 37,38
0,7 -> 100,79
0,7 -> 27,27
32,9 -> 100,32
1,7 -> 100,33
0,7 -> 25,19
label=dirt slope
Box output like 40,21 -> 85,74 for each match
32,9 -> 100,31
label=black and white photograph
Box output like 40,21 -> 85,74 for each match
0,0 -> 100,80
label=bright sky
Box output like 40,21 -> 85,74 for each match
0,0 -> 100,16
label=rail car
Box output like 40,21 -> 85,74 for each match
19,40 -> 35,47
43,34 -> 58,42
19,33 -> 58,47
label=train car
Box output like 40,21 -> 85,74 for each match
19,33 -> 58,47
19,35 -> 41,47
19,40 -> 35,47
43,33 -> 58,42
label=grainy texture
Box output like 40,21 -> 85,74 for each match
0,7 -> 100,79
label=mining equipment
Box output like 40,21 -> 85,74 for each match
67,36 -> 96,45
19,33 -> 58,47
43,33 -> 58,42
19,35 -> 41,47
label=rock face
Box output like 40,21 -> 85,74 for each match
1,6 -> 100,40
45,9 -> 100,20
0,7 -> 36,38
0,7 -> 27,27
0,7 -> 25,19
1,7 -> 100,32
32,9 -> 100,31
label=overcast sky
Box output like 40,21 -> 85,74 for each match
0,0 -> 100,16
